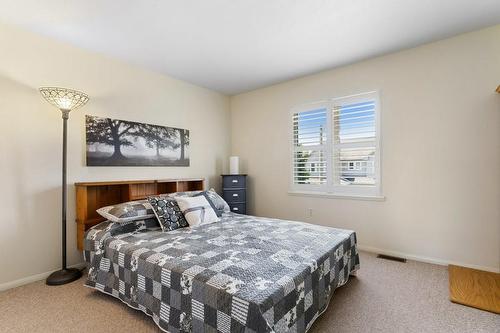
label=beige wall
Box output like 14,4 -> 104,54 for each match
230,25 -> 500,272
0,23 -> 230,287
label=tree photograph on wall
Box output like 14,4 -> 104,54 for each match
86,115 -> 189,166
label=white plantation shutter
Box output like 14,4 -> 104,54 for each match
291,92 -> 381,197
291,105 -> 329,189
331,93 -> 380,196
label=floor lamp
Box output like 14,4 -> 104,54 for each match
39,87 -> 89,285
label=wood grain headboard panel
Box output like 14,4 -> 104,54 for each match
75,178 -> 204,250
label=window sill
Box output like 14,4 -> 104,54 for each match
288,190 -> 385,201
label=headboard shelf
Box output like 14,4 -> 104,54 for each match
75,178 -> 205,250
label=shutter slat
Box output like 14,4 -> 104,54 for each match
333,114 -> 374,122
293,115 -> 327,122
333,106 -> 375,116
333,102 -> 374,112
334,120 -> 375,128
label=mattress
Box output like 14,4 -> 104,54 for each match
84,212 -> 359,332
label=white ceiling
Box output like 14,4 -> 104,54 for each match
1,0 -> 500,95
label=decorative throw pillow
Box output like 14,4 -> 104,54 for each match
96,200 -> 155,224
175,196 -> 220,227
147,196 -> 189,232
194,189 -> 230,216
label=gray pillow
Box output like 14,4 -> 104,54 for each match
165,190 -> 203,198
148,196 -> 189,231
96,200 -> 155,224
194,189 -> 230,216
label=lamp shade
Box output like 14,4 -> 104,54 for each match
229,156 -> 240,174
39,87 -> 89,111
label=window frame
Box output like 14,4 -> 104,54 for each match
289,91 -> 383,199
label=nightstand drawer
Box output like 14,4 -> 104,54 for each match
228,203 -> 246,214
223,189 -> 246,203
223,175 -> 246,189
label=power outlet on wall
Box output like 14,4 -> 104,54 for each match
307,208 -> 313,218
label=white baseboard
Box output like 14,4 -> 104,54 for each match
357,245 -> 499,273
0,262 -> 86,292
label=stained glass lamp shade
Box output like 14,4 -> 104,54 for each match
39,87 -> 89,111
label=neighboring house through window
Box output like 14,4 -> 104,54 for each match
290,91 -> 381,198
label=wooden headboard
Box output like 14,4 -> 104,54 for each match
75,178 -> 204,250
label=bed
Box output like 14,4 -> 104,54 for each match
84,211 -> 359,332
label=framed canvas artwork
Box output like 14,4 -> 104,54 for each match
85,115 -> 189,166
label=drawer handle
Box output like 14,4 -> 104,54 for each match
232,193 -> 238,197
232,207 -> 239,211
232,179 -> 238,183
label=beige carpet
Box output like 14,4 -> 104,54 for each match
1,252 -> 498,333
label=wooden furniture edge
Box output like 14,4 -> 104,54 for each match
448,264 -> 500,314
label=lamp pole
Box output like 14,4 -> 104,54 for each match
61,109 -> 69,270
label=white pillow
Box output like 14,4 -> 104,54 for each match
175,196 -> 220,227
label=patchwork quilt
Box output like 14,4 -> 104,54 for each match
84,212 -> 360,332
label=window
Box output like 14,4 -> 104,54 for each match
290,92 -> 381,198
291,105 -> 328,186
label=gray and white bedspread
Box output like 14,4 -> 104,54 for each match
84,212 -> 360,333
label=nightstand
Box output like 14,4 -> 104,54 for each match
221,175 -> 247,214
